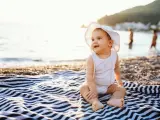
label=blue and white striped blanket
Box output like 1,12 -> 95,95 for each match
0,71 -> 160,120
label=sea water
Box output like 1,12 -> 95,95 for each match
0,23 -> 159,67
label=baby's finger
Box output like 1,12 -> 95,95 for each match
118,83 -> 123,87
88,93 -> 94,100
90,95 -> 95,99
87,92 -> 92,100
89,93 -> 97,100
86,92 -> 90,99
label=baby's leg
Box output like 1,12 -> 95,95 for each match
106,84 -> 126,108
80,83 -> 104,111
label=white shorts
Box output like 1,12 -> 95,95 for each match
96,81 -> 117,94
96,85 -> 109,94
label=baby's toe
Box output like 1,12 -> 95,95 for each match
120,99 -> 124,108
92,101 -> 104,111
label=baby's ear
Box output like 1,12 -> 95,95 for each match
109,39 -> 113,47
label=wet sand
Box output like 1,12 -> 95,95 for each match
0,56 -> 160,85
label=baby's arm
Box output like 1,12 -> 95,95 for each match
86,56 -> 98,99
114,55 -> 123,86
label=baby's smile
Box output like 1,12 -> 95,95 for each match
93,44 -> 99,48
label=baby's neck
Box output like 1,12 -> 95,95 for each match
96,50 -> 111,59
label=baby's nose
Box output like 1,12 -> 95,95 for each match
93,40 -> 98,43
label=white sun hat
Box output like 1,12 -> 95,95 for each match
85,22 -> 120,52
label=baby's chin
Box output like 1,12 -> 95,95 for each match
92,47 -> 111,54
92,48 -> 101,53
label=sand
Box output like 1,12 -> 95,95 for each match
0,56 -> 160,85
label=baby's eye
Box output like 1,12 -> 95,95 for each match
97,37 -> 101,40
91,39 -> 94,42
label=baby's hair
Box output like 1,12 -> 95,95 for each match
93,28 -> 112,40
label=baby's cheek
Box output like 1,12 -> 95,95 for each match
91,45 -> 94,49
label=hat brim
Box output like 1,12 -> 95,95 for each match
85,23 -> 120,52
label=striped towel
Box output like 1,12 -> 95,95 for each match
0,70 -> 160,120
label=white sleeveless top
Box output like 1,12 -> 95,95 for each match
91,50 -> 117,86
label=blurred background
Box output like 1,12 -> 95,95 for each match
0,0 -> 160,67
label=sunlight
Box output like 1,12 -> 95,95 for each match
0,0 -> 155,27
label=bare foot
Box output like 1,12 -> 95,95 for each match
107,98 -> 124,108
92,100 -> 104,111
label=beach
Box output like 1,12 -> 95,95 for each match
0,27 -> 160,120
0,60 -> 160,119
0,55 -> 160,85
0,1 -> 160,119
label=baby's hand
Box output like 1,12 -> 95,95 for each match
117,80 -> 123,87
86,90 -> 97,100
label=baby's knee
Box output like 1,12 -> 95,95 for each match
79,83 -> 89,94
120,87 -> 126,94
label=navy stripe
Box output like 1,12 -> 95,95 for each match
0,71 -> 159,120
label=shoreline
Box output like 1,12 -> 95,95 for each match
0,56 -> 160,85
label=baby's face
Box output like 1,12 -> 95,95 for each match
91,29 -> 112,54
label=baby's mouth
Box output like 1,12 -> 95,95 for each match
94,45 -> 99,48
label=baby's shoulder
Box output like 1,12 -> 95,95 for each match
111,49 -> 118,56
86,55 -> 95,68
111,49 -> 118,63
87,52 -> 96,60
86,54 -> 94,63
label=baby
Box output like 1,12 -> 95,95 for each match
80,23 -> 126,111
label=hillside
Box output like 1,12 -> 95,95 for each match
98,0 -> 160,26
